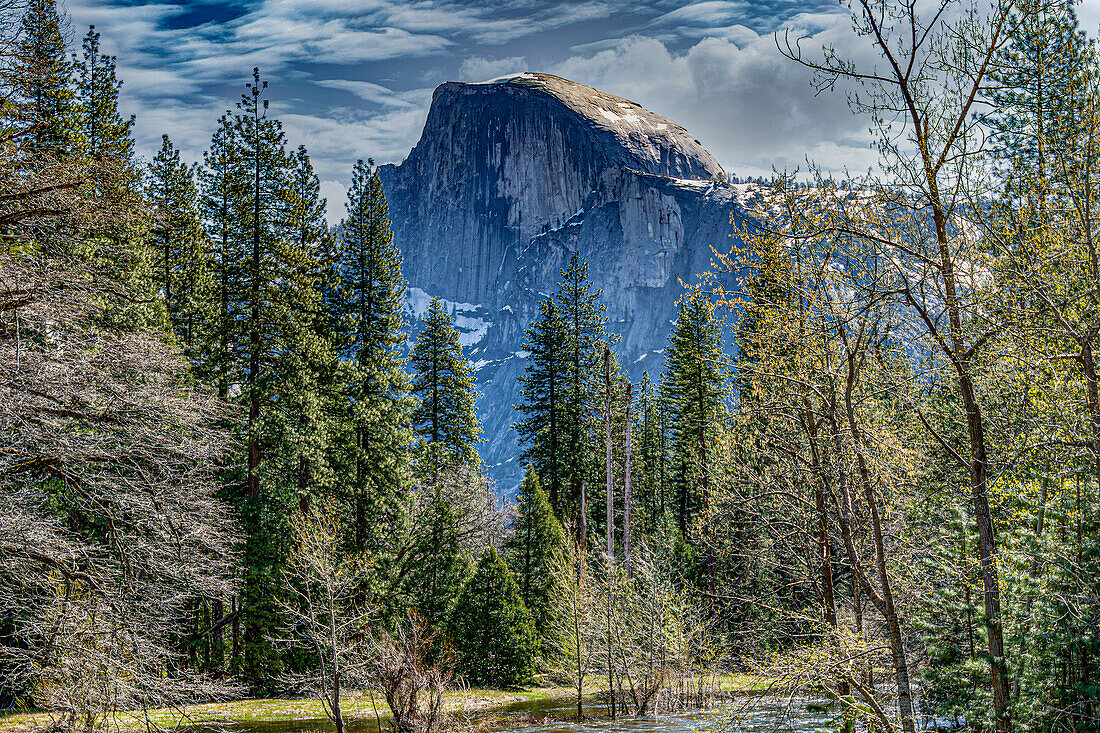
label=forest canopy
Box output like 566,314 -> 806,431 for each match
0,1 -> 1098,732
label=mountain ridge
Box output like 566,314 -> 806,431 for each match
380,72 -> 747,491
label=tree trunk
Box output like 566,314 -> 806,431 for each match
844,384 -> 915,733
604,347 -> 614,562
231,595 -> 240,676
623,382 -> 633,577
332,670 -> 343,733
580,481 -> 587,553
248,111 -> 261,500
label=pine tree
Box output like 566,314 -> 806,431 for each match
449,547 -> 537,686
632,372 -> 669,536
198,115 -> 243,400
504,468 -> 567,644
70,25 -> 151,331
331,158 -> 412,556
661,290 -> 728,541
275,144 -> 334,511
990,0 -> 1089,199
556,252 -> 616,524
401,495 -> 470,628
74,26 -> 133,163
516,252 -> 619,526
231,69 -> 296,685
0,0 -> 77,157
195,70 -> 334,685
410,297 -> 482,482
146,134 -> 210,356
516,295 -> 568,513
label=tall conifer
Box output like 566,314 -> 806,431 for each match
331,158 -> 412,556
196,69 -> 332,685
661,291 -> 728,540
1,0 -> 76,156
74,26 -> 133,162
633,372 -> 669,536
990,0 -> 1089,196
516,296 -> 568,512
146,134 -> 210,356
410,297 -> 482,481
198,116 -> 243,400
517,252 -> 619,526
504,468 -> 567,642
556,252 -> 614,521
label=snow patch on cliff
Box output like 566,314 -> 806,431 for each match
407,287 -> 481,318
671,177 -> 712,189
455,314 -> 490,346
407,286 -> 491,346
599,108 -> 641,127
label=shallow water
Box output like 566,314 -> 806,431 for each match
490,695 -> 835,732
190,694 -> 838,733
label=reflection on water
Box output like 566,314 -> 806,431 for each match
187,695 -> 838,733
492,695 -> 834,732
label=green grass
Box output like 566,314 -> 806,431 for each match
0,685 -> 564,732
0,674 -> 779,732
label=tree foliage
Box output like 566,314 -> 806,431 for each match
449,547 -> 536,686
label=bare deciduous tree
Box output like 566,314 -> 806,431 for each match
0,254 -> 240,732
280,502 -> 373,733
366,613 -> 454,733
777,2 -> 1016,729
545,535 -> 598,720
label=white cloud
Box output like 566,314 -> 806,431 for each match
1081,0 -> 1100,35
61,0 -> 888,209
313,79 -> 427,107
552,15 -> 879,178
320,179 -> 346,227
457,55 -> 528,82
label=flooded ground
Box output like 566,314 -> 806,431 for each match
181,694 -> 839,733
490,695 -> 835,732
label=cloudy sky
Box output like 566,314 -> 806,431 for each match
64,0 -> 1100,224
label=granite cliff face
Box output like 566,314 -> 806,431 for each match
379,73 -> 748,491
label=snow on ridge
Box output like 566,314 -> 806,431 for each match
598,108 -> 641,127
671,177 -> 712,189
476,72 -> 537,84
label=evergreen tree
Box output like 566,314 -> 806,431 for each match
275,144 -> 334,510
661,290 -> 728,540
632,372 -> 669,536
504,467 -> 567,642
231,69 -> 296,685
331,158 -> 412,556
71,25 -> 151,332
74,25 -> 133,163
198,115 -> 243,400
556,252 -> 616,523
449,547 -> 537,686
516,295 -> 568,512
0,0 -> 77,156
516,252 -> 618,526
401,495 -> 470,628
195,70 -> 333,685
989,0 -> 1089,198
146,134 -> 210,356
410,297 -> 482,481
